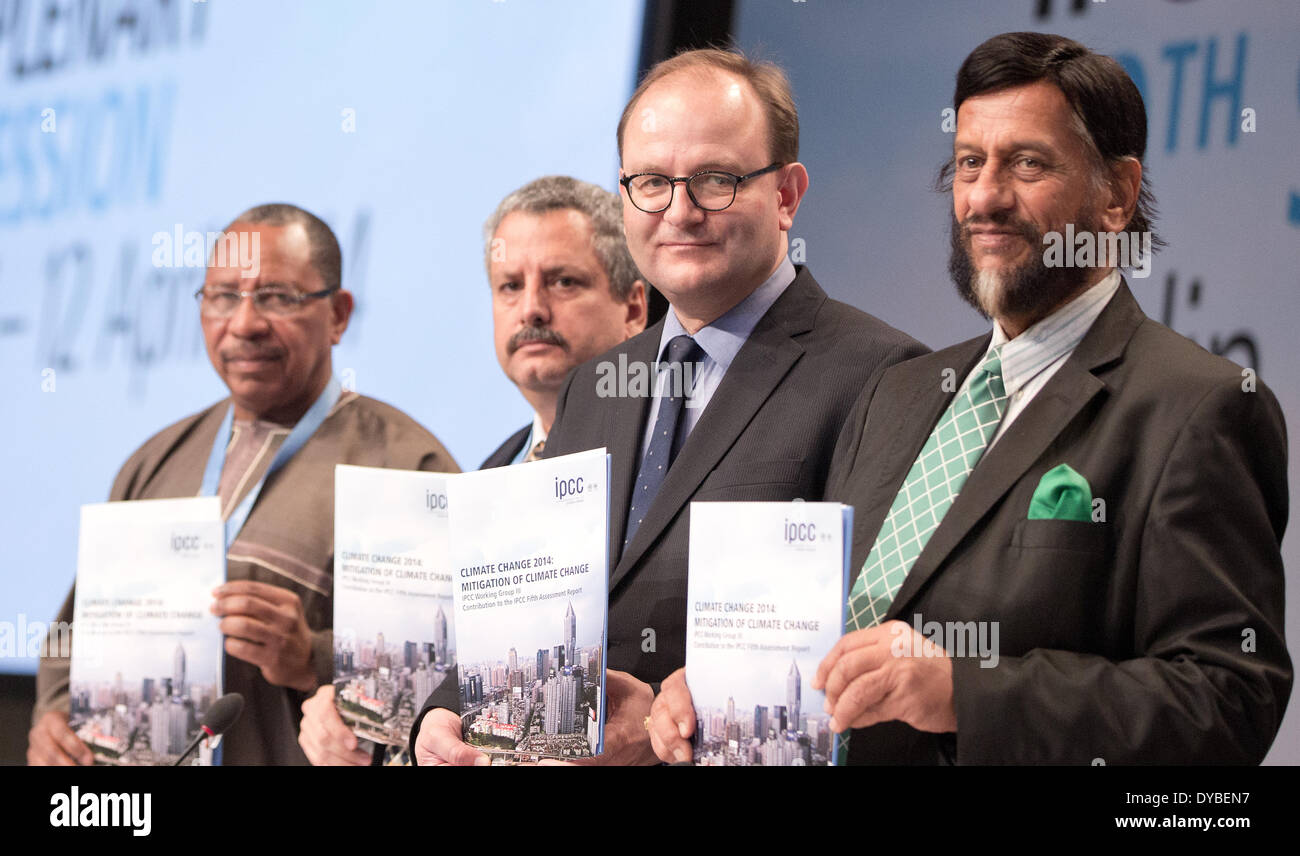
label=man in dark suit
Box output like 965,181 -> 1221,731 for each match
411,48 -> 923,765
478,176 -> 648,469
646,32 -> 1290,765
296,177 -> 645,765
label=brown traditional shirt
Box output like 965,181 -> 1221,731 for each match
34,391 -> 459,765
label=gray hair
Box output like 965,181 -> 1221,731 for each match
224,203 -> 343,291
482,176 -> 641,301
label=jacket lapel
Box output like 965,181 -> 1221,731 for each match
884,281 -> 1146,619
863,340 -> 989,505
609,269 -> 823,592
607,326 -> 663,561
839,339 -> 986,589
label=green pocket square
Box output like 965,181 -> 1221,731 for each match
1028,464 -> 1093,521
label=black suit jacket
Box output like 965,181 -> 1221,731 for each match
480,424 -> 530,470
409,266 -> 924,760
826,282 -> 1291,764
543,265 -> 926,685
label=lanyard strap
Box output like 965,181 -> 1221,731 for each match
200,375 -> 343,546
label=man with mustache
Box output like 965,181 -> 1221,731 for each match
645,31 -> 1291,765
479,176 -> 648,469
298,177 -> 645,765
29,203 -> 458,766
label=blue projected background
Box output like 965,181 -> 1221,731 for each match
0,0 -> 644,674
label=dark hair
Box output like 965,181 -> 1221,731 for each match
939,32 -> 1163,250
617,47 -> 798,166
225,203 -> 344,291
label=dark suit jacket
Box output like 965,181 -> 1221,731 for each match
826,282 -> 1291,764
544,265 -> 926,686
480,424 -> 530,470
408,265 -> 925,761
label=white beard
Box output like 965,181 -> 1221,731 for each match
972,268 -> 1004,318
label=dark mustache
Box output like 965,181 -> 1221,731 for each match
960,213 -> 1039,242
509,326 -> 567,354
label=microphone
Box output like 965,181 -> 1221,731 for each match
171,693 -> 244,766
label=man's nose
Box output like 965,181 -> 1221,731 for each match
227,293 -> 271,336
963,163 -> 1015,219
662,180 -> 707,229
520,279 -> 550,325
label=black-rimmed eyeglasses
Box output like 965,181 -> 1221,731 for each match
620,162 -> 783,213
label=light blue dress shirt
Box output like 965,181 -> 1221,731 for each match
639,255 -> 797,459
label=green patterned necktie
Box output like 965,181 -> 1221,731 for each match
845,345 -> 1008,631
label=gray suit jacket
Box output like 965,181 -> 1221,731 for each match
826,282 -> 1291,764
544,265 -> 927,685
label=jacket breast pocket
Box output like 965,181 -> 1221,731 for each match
999,519 -> 1116,650
1011,518 -> 1113,554
694,459 -> 804,501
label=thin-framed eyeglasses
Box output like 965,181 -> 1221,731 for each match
194,286 -> 338,318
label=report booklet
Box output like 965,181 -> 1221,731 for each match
447,448 -> 610,762
332,465 -> 455,748
68,496 -> 225,766
686,501 -> 852,766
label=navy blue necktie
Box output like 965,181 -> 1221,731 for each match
624,334 -> 703,549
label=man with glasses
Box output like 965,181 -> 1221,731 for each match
410,48 -> 924,765
29,203 -> 458,766
652,32 -> 1290,765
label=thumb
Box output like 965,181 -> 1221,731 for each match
441,738 -> 491,766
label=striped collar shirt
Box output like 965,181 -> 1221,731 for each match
976,268 -> 1122,448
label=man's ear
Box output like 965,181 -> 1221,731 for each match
330,289 -> 355,345
624,279 -> 648,338
777,162 -> 810,232
1101,157 -> 1142,234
